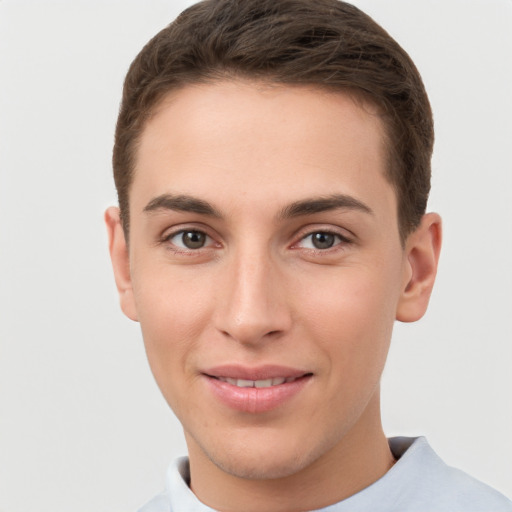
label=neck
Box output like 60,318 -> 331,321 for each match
186,391 -> 394,512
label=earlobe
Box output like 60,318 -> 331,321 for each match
104,207 -> 139,322
396,213 -> 442,323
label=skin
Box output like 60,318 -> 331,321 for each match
106,80 -> 441,512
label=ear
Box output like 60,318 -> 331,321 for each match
396,213 -> 442,323
104,207 -> 139,322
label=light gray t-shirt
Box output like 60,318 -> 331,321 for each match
138,437 -> 512,511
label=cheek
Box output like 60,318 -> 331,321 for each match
297,266 -> 399,375
131,267 -> 212,396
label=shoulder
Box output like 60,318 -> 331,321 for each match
388,437 -> 512,512
328,437 -> 512,512
137,491 -> 170,512
434,467 -> 512,511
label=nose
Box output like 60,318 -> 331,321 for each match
214,249 -> 292,346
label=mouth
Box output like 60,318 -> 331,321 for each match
202,365 -> 313,413
212,375 -> 305,388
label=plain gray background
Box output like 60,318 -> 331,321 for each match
1,1 -> 511,510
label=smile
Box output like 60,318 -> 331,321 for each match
215,376 -> 299,388
203,367 -> 313,413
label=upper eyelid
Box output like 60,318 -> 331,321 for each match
161,229 -> 219,254
161,223 -> 215,240
156,226 -> 219,253
158,224 -> 354,248
302,229 -> 350,240
295,231 -> 349,249
294,225 -> 354,242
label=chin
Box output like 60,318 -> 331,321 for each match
212,450 -> 310,480
195,428 -> 335,481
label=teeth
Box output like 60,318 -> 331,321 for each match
237,379 -> 254,388
218,376 -> 296,388
255,378 -> 273,388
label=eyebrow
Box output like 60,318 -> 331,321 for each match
142,193 -> 373,220
143,194 -> 222,217
278,194 -> 373,219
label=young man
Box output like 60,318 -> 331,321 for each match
105,0 -> 512,510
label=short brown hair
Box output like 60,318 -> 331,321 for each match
113,0 -> 433,242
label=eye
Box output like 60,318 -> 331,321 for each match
298,231 -> 347,250
167,230 -> 212,250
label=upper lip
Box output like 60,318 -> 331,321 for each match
203,364 -> 311,381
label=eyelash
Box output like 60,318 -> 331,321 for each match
159,227 -> 353,255
161,228 -> 217,254
293,229 -> 352,253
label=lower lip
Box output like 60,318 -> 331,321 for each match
204,375 -> 311,413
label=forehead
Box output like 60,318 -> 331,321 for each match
131,80 -> 396,220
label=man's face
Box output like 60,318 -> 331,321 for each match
115,81 -> 414,479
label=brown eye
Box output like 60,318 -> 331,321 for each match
168,230 -> 210,250
297,231 -> 349,251
311,232 -> 336,249
181,231 -> 206,249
